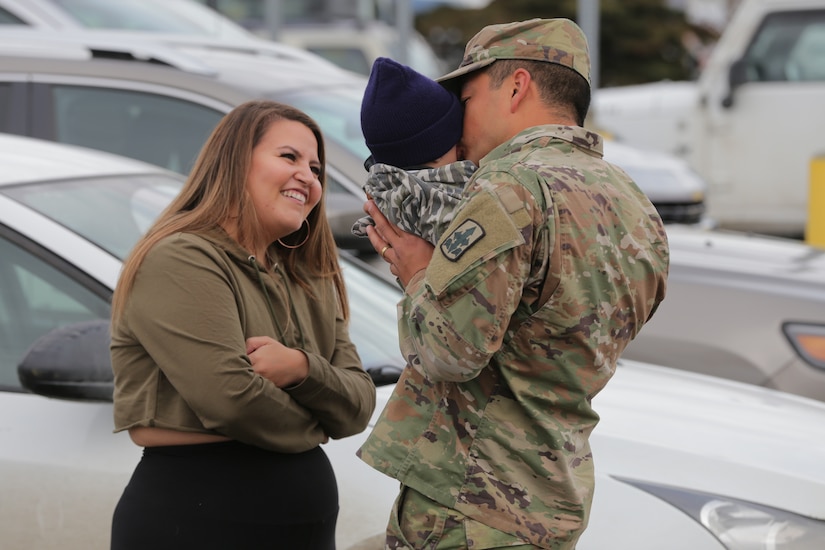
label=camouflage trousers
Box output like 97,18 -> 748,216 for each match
385,485 -> 536,550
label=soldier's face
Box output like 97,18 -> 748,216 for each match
459,71 -> 510,165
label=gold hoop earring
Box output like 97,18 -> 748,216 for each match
278,219 -> 310,249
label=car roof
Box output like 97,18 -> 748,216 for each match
0,132 -> 171,185
0,28 -> 365,94
0,26 -> 350,68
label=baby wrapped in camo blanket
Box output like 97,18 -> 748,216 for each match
352,159 -> 477,244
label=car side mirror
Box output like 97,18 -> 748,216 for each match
722,59 -> 749,108
17,319 -> 114,402
366,365 -> 402,386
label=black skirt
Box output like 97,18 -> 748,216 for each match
111,441 -> 338,550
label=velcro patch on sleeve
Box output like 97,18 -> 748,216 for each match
440,219 -> 485,261
427,189 -> 525,294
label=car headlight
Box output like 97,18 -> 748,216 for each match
618,478 -> 825,549
783,322 -> 825,371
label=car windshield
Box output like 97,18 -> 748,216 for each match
2,174 -> 404,373
50,0 -> 254,40
3,174 -> 182,259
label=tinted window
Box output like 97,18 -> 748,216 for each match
0,84 -> 13,130
0,7 -> 26,25
0,236 -> 109,391
743,10 -> 825,82
50,85 -> 223,174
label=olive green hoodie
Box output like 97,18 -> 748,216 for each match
111,227 -> 376,452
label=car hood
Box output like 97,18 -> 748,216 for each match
665,225 -> 825,296
371,359 -> 825,518
0,133 -> 166,184
602,140 -> 706,203
591,360 -> 825,518
593,80 -> 699,119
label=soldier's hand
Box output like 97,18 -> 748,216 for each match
364,199 -> 433,287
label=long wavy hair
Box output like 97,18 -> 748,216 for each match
111,99 -> 347,324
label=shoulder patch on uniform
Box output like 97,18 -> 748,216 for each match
440,219 -> 485,262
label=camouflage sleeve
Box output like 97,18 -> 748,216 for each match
399,172 -> 542,382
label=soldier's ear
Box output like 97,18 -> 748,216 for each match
510,68 -> 531,110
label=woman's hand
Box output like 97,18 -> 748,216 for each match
246,336 -> 309,388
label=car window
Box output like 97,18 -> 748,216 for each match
195,0 -> 339,26
0,6 -> 26,24
743,10 -> 825,82
388,35 -> 447,79
0,84 -> 13,130
3,174 -> 184,259
340,257 -> 404,372
50,85 -> 223,174
0,234 -> 110,391
49,0 -> 253,39
306,46 -> 371,76
786,22 -> 825,81
279,87 -> 370,162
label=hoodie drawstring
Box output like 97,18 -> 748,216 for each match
248,255 -> 307,350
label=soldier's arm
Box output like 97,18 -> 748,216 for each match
400,176 -> 540,382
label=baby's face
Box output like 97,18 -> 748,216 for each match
425,144 -> 461,168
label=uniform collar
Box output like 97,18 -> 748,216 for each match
480,125 -> 605,166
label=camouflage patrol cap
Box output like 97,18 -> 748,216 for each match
436,18 -> 591,88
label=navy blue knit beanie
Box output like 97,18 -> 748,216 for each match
361,57 -> 463,169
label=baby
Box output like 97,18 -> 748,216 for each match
352,56 -> 477,245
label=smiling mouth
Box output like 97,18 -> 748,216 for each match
282,190 -> 307,204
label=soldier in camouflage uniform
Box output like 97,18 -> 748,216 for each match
357,18 -> 670,549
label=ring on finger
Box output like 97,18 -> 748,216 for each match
380,244 -> 392,260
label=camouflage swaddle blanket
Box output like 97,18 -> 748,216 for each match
351,160 -> 477,245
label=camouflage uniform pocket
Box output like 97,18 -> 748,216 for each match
463,516 -> 534,549
386,486 -> 533,549
387,485 -> 450,549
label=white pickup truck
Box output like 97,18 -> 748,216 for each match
592,0 -> 825,237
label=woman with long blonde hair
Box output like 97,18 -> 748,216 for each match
110,100 -> 375,549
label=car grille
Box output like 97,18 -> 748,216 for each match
654,201 -> 706,225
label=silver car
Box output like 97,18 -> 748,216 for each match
621,223 -> 825,402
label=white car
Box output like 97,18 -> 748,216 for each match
0,132 -> 403,550
2,133 -> 825,549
